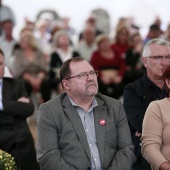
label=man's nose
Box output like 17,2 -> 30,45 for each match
161,57 -> 169,65
86,73 -> 94,80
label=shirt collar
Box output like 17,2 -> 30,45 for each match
143,74 -> 168,93
68,95 -> 98,111
143,74 -> 159,90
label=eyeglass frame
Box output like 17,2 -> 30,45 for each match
65,70 -> 98,80
148,55 -> 170,61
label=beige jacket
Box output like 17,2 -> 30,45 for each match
141,98 -> 170,170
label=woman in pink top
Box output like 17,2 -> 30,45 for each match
141,65 -> 170,170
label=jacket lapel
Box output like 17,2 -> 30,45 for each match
93,97 -> 107,168
62,95 -> 91,160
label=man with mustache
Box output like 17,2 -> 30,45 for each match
36,57 -> 135,170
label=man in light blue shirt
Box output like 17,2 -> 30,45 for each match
69,96 -> 101,169
37,57 -> 136,170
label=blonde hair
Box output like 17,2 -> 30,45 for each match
95,34 -> 109,47
52,30 -> 69,48
20,31 -> 39,51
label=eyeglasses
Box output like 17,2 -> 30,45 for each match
149,55 -> 170,61
65,70 -> 98,80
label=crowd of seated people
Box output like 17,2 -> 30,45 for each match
1,8 -> 169,100
1,2 -> 170,169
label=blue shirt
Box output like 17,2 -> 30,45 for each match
68,96 -> 102,170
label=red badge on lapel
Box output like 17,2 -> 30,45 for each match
100,119 -> 106,126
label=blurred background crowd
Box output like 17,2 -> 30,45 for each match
1,0 -> 170,164
1,0 -> 170,101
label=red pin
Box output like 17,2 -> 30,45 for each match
100,119 -> 106,126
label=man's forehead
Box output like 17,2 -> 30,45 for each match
70,60 -> 93,72
149,44 -> 170,54
149,43 -> 168,49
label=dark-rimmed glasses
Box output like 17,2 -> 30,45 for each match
149,55 -> 170,62
65,70 -> 98,80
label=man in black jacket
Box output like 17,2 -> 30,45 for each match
0,49 -> 40,170
123,38 -> 170,170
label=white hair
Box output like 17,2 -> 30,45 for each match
142,38 -> 170,57
52,30 -> 69,48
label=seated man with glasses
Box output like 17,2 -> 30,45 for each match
36,57 -> 135,170
123,38 -> 170,170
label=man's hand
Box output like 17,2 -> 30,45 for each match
135,131 -> 142,137
17,97 -> 30,103
159,162 -> 170,170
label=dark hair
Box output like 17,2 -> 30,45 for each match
0,48 -> 4,57
129,32 -> 140,42
60,57 -> 85,86
163,65 -> 170,93
2,19 -> 14,25
149,24 -> 160,31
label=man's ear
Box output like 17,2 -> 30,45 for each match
142,57 -> 148,68
62,80 -> 70,90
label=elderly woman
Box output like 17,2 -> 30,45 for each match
49,30 -> 80,93
141,65 -> 170,170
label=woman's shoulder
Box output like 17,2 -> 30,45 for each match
147,98 -> 169,114
14,49 -> 23,56
151,98 -> 169,106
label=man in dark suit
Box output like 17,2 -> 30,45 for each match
0,49 -> 40,170
37,57 -> 135,170
123,38 -> 170,170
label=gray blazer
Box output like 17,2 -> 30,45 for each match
36,93 -> 135,170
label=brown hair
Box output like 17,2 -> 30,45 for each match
59,57 -> 84,86
114,25 -> 129,43
163,65 -> 170,93
0,49 -> 4,57
2,19 -> 14,25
